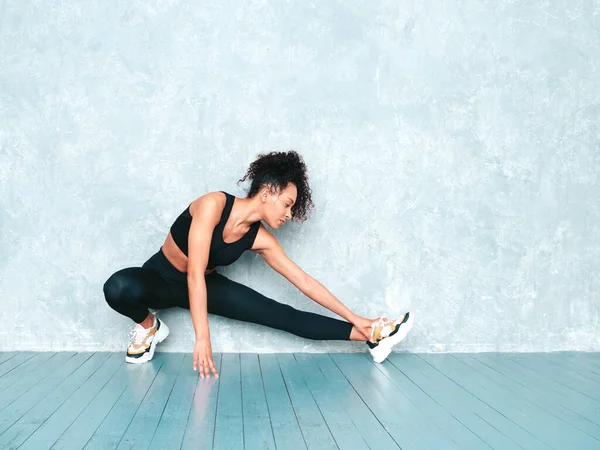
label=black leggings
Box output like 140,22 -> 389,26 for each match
103,248 -> 353,341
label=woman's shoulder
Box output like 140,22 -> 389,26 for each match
188,191 -> 228,216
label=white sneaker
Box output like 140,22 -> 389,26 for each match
367,312 -> 414,363
125,315 -> 170,364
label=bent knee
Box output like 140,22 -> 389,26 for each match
103,270 -> 142,306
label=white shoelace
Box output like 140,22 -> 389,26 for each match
371,314 -> 387,340
372,313 -> 389,329
372,314 -> 397,341
130,324 -> 150,345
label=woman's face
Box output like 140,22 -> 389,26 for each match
263,183 -> 297,229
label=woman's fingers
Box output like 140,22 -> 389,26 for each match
192,341 -> 219,378
196,356 -> 218,378
203,356 -> 219,378
209,358 -> 219,378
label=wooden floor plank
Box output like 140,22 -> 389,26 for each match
148,353 -> 201,450
0,352 -> 37,378
51,357 -> 136,449
518,354 -> 600,396
18,353 -> 124,450
540,353 -> 600,380
82,353 -> 166,449
457,354 -> 600,438
294,353 -> 370,450
0,353 -> 18,365
549,352 -> 600,376
0,352 -> 56,393
277,353 -> 338,450
389,353 -> 549,450
213,353 -> 244,450
180,353 -> 222,450
311,354 -> 403,449
0,353 -> 90,434
115,353 -> 185,449
472,353 -> 600,421
0,350 -> 597,450
240,354 -> 276,450
331,353 -> 461,450
258,354 -> 306,450
0,352 -> 110,449
358,353 -> 492,450
420,353 -> 600,450
0,353 -> 76,414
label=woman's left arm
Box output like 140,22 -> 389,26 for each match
252,225 -> 360,324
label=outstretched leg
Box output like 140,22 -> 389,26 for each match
205,272 -> 362,341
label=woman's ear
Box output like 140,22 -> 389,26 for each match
260,184 -> 273,203
260,186 -> 269,203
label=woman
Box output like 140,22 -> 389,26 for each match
103,151 -> 413,378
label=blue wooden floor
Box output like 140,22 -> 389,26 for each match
0,351 -> 599,449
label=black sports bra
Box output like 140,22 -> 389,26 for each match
169,191 -> 260,270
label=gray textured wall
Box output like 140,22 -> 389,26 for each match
1,0 -> 599,353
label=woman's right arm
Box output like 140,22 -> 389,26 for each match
187,193 -> 221,377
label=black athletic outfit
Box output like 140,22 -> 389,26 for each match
103,192 -> 353,340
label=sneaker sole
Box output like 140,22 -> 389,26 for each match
125,319 -> 170,364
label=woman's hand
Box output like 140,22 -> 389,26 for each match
352,316 -> 379,343
193,337 -> 219,378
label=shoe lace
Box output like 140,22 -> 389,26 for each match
130,324 -> 149,345
373,313 -> 388,329
374,313 -> 400,340
371,314 -> 388,340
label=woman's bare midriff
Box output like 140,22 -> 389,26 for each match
161,231 -> 216,276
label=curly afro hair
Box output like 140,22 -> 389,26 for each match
237,150 -> 314,222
